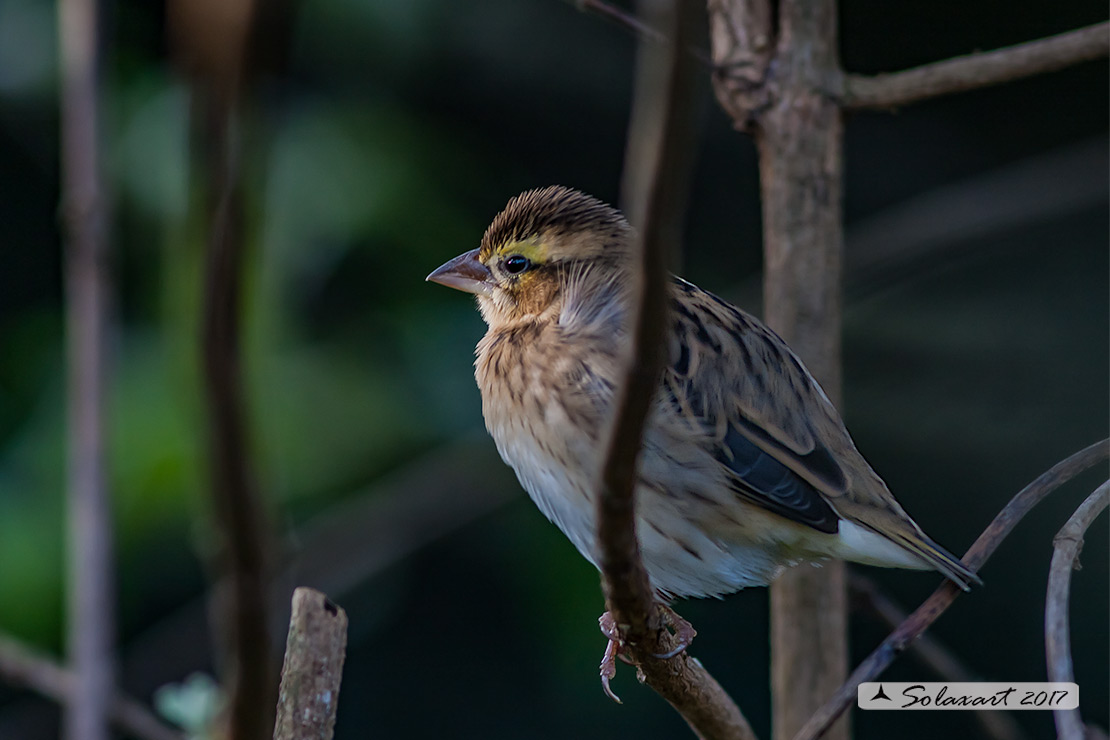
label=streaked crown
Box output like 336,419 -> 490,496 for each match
479,186 -> 632,265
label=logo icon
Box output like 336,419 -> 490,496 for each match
870,684 -> 892,702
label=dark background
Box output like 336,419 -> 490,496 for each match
0,0 -> 1106,737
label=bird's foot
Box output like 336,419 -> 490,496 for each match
652,604 -> 697,660
597,606 -> 697,702
598,611 -> 630,703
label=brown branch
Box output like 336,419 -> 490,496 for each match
169,0 -> 279,735
273,589 -> 348,740
0,633 -> 183,740
599,1 -> 755,738
58,0 -> 116,737
842,21 -> 1110,110
849,574 -> 1028,740
180,9 -> 275,733
1045,481 -> 1109,740
198,93 -> 275,739
744,3 -> 850,740
795,438 -> 1110,740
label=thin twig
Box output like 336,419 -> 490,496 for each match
849,574 -> 1028,740
0,633 -> 183,740
573,0 -> 668,44
598,1 -> 755,738
1045,481 -> 1109,740
795,439 -> 1110,740
565,0 -> 713,66
273,588 -> 348,740
58,0 -> 115,737
842,21 -> 1110,109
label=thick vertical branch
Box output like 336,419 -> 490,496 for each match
58,0 -> 115,738
710,1 -> 847,737
749,3 -> 849,740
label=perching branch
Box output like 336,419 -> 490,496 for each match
598,1 -> 755,738
841,21 -> 1110,110
1045,481 -> 1109,740
849,574 -> 1028,740
58,0 -> 116,737
272,589 -> 348,740
0,633 -> 183,740
795,438 -> 1110,740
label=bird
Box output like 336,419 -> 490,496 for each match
427,185 -> 979,651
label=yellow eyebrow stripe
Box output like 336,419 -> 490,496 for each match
495,238 -> 549,264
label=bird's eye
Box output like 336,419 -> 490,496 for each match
503,255 -> 531,275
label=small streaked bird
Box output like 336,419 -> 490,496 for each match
428,185 -> 979,620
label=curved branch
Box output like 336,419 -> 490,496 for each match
598,1 -> 756,738
849,574 -> 1028,740
1045,481 -> 1109,740
794,438 -> 1110,740
843,21 -> 1109,110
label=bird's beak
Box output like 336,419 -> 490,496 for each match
426,248 -> 495,298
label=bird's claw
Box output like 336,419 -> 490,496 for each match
598,607 -> 697,701
651,605 -> 697,660
599,634 -> 622,704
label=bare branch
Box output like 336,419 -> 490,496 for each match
743,3 -> 852,739
598,1 -> 756,738
795,438 -> 1110,740
842,22 -> 1110,110
0,633 -> 183,740
179,4 -> 275,729
169,0 -> 279,734
564,0 -> 713,66
199,93 -> 275,738
58,0 -> 116,737
850,574 -> 1028,740
1045,481 -> 1109,740
571,0 -> 668,45
273,589 -> 348,740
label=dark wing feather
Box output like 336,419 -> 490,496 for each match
666,278 -> 853,532
719,423 -> 839,532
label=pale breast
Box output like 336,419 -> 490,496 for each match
476,322 -> 614,565
474,320 -> 804,599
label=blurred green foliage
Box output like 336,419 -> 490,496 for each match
0,0 -> 1106,737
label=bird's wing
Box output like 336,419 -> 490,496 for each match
659,279 -> 980,588
663,278 -> 860,533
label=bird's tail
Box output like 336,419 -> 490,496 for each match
890,530 -> 982,591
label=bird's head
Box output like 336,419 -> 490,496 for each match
427,186 -> 633,327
